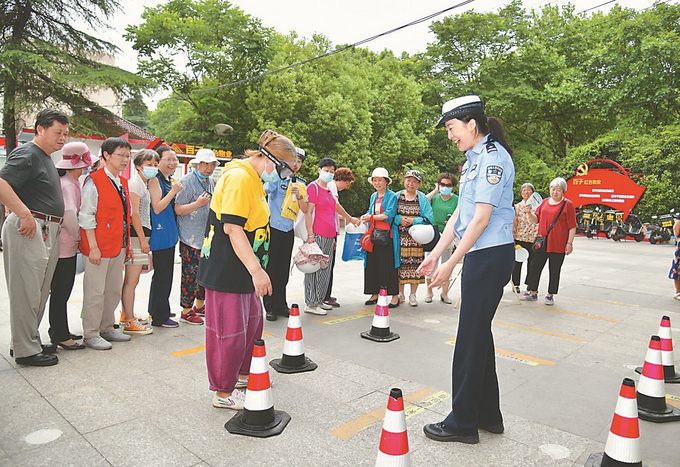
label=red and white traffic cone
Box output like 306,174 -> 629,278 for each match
635,316 -> 680,383
636,335 -> 680,423
361,287 -> 399,343
225,339 -> 291,437
270,304 -> 317,374
376,388 -> 410,467
585,378 -> 642,467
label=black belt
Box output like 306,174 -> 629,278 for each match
31,211 -> 63,224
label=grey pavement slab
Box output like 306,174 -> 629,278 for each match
1,234 -> 680,466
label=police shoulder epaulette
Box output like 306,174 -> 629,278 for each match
296,175 -> 307,184
486,140 -> 497,153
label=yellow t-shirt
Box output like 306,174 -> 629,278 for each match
198,160 -> 271,293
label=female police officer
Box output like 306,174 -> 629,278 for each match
418,95 -> 515,444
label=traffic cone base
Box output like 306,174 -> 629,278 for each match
636,396 -> 680,422
270,304 -> 318,374
225,410 -> 291,438
270,356 -> 318,373
362,287 -> 400,342
584,452 -> 645,467
225,339 -> 291,438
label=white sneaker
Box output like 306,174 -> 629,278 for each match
235,376 -> 248,389
398,292 -> 405,303
319,302 -> 333,311
101,330 -> 131,342
409,294 -> 418,307
212,388 -> 245,410
304,306 -> 327,315
83,336 -> 113,350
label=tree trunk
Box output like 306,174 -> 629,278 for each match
3,78 -> 18,153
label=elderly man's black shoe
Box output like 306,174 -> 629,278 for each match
9,344 -> 57,358
423,422 -> 479,444
15,353 -> 59,367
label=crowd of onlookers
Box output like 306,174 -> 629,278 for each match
1,107 -> 579,414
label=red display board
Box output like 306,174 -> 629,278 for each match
566,159 -> 645,220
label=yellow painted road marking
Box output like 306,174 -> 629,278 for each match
331,387 -> 445,440
495,321 -> 587,342
572,296 -> 639,307
446,338 -> 556,366
668,394 -> 680,408
320,309 -> 375,325
535,307 -> 619,323
171,332 -> 271,357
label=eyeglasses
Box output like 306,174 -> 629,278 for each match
111,152 -> 132,159
439,183 -> 453,187
259,146 -> 294,179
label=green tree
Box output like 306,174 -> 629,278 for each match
245,34 -> 428,215
125,0 -> 279,151
1,0 -> 148,151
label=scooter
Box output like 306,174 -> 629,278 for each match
649,208 -> 676,244
602,210 -> 617,238
586,209 -> 604,238
576,209 -> 591,235
611,211 -> 644,242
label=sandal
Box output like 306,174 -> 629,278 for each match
674,293 -> 680,301
424,295 -> 433,303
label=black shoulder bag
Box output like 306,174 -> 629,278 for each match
532,200 -> 566,254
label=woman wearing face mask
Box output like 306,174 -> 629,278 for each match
119,149 -> 158,335
147,146 -> 183,328
424,172 -> 459,304
198,129 -> 297,410
302,157 -> 339,315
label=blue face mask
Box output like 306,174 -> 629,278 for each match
439,186 -> 453,197
141,166 -> 158,179
260,164 -> 280,183
196,170 -> 210,179
319,172 -> 334,183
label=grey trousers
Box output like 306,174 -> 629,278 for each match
82,250 -> 125,339
2,213 -> 60,358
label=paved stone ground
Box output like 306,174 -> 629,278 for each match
1,234 -> 679,466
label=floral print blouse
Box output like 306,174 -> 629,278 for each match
513,199 -> 538,242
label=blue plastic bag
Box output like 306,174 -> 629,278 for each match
342,224 -> 368,262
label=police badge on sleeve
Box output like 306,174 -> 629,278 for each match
485,165 -> 503,185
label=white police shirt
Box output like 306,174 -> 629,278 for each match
453,134 -> 515,252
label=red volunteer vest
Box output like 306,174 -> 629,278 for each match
79,168 -> 131,258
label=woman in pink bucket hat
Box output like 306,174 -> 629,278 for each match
47,142 -> 92,350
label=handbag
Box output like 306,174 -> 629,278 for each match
360,217 -> 374,253
371,227 -> 391,246
532,200 -> 566,253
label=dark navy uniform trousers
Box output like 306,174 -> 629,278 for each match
443,243 -> 514,434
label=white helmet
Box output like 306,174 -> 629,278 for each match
409,225 -> 435,245
296,262 -> 321,274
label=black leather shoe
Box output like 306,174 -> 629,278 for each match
265,311 -> 278,322
57,342 -> 86,350
423,422 -> 479,444
9,344 -> 56,357
388,301 -> 400,309
276,309 -> 290,318
365,298 -> 378,305
15,353 -> 59,367
478,421 -> 504,434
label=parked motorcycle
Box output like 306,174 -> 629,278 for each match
648,208 -> 676,244
602,210 -> 617,238
611,211 -> 644,242
586,208 -> 604,238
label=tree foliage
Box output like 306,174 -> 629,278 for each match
125,0 -> 279,151
1,0 -> 148,151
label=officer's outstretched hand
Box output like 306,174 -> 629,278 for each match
430,259 -> 455,289
417,254 -> 437,278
